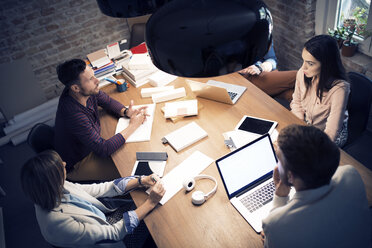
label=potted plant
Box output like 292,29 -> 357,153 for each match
352,7 -> 368,37
343,18 -> 356,31
341,28 -> 358,57
328,27 -> 347,48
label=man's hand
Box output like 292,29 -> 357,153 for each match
148,181 -> 166,207
126,100 -> 149,119
239,65 -> 261,75
141,174 -> 160,187
260,231 -> 265,244
273,166 -> 291,197
129,111 -> 146,128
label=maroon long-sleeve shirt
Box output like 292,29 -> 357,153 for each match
54,88 -> 125,172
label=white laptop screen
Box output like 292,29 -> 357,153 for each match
216,134 -> 277,198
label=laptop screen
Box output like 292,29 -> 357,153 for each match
216,134 -> 277,198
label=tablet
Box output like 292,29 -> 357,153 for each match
234,115 -> 278,135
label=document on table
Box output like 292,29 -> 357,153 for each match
147,151 -> 214,205
115,103 -> 155,142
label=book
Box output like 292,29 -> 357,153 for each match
121,72 -> 151,88
122,63 -> 157,81
107,39 -> 129,59
87,49 -> 111,68
130,42 -> 148,54
128,53 -> 154,70
161,121 -> 208,152
148,70 -> 178,87
163,99 -> 198,118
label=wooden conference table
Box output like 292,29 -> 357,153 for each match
100,73 -> 372,248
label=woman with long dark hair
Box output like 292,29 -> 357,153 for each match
290,35 -> 350,147
21,150 -> 165,248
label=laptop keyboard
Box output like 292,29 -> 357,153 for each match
228,91 -> 237,100
240,181 -> 275,213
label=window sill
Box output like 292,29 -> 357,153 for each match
341,51 -> 372,79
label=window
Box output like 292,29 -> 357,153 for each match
316,0 -> 372,56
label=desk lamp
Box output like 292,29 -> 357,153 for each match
96,0 -> 272,77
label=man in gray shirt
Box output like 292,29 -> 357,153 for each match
262,124 -> 371,248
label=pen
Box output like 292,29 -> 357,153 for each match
151,175 -> 157,183
104,77 -> 121,85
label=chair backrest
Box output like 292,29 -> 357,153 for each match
346,72 -> 372,145
27,123 -> 55,153
129,23 -> 146,48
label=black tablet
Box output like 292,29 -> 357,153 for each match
235,115 -> 278,135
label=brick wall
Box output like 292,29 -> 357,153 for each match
0,0 -> 130,100
264,0 -> 317,70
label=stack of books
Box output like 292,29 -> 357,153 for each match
86,49 -> 116,79
121,53 -> 159,88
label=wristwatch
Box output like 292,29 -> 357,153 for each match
124,107 -> 129,118
256,64 -> 263,74
137,175 -> 144,186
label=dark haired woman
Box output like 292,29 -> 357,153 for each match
21,150 -> 165,248
290,35 -> 350,147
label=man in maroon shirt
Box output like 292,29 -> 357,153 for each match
54,59 -> 146,181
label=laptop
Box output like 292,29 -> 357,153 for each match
215,134 -> 279,233
186,79 -> 246,104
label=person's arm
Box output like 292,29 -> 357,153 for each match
118,100 -> 148,140
66,112 -> 125,157
96,90 -> 125,117
239,44 -> 277,75
290,70 -> 306,121
271,166 -> 290,211
323,82 -> 350,141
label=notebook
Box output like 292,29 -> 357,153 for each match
215,134 -> 279,233
161,122 -> 208,152
186,79 -> 246,105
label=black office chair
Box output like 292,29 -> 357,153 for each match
343,72 -> 372,170
129,23 -> 146,48
344,72 -> 372,146
27,123 -> 55,153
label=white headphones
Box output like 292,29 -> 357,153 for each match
182,174 -> 218,205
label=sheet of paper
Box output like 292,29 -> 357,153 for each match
115,103 -> 155,142
147,151 -> 214,205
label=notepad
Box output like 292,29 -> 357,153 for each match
115,103 -> 155,142
161,122 -> 208,152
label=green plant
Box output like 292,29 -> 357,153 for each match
352,7 -> 368,25
343,27 -> 358,46
328,26 -> 347,40
352,7 -> 369,37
